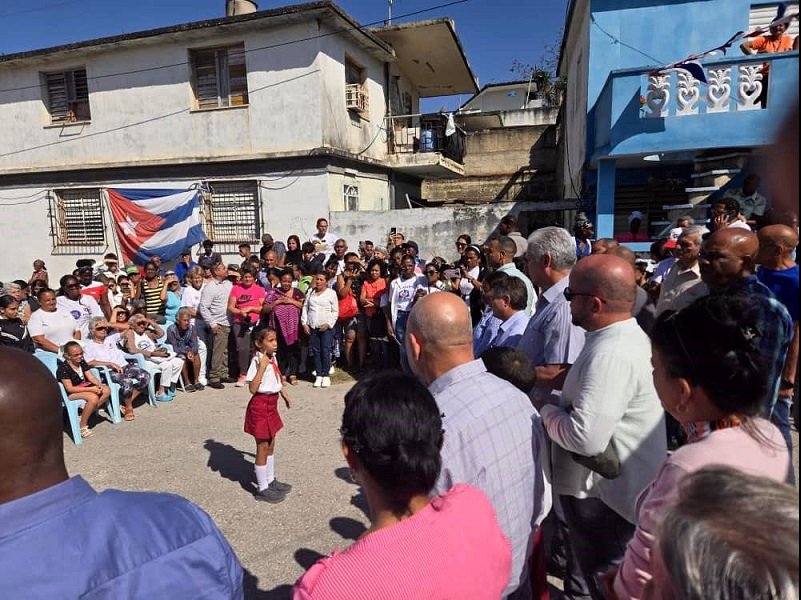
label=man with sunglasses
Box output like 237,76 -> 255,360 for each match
539,254 -> 666,600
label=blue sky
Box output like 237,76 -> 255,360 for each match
0,0 -> 568,110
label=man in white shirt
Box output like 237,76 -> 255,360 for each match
406,291 -> 550,599
534,254 -> 666,599
656,226 -> 708,315
498,214 -> 528,258
308,217 -> 338,259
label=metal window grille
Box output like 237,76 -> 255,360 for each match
191,44 -> 249,109
45,68 -> 91,123
345,59 -> 368,113
203,181 -> 260,247
343,184 -> 359,211
49,189 -> 106,249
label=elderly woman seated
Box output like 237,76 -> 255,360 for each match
57,341 -> 111,439
292,372 -> 511,599
123,314 -> 184,402
166,308 -> 203,392
83,317 -> 150,421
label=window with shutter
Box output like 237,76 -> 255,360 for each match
343,184 -> 359,211
44,68 -> 91,123
190,44 -> 249,109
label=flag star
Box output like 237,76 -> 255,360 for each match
119,215 -> 139,238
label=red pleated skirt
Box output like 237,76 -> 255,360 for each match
244,393 -> 283,440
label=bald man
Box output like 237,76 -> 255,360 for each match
406,292 -> 550,599
700,228 -> 793,445
608,245 -> 658,333
0,348 -> 243,597
538,254 -> 666,599
756,225 -> 799,457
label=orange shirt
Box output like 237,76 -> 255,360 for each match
750,34 -> 794,54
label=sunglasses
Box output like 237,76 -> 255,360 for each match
93,327 -> 110,332
563,287 -> 607,304
65,283 -> 80,289
425,270 -> 438,275
455,242 -> 467,248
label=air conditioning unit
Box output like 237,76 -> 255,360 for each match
345,83 -> 368,113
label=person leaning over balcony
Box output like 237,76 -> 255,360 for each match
741,12 -> 794,107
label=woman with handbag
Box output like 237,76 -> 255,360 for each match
262,270 -> 305,385
335,255 -> 364,372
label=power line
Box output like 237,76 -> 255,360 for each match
590,15 -> 664,66
0,194 -> 48,207
0,0 -> 82,18
0,0 -> 471,96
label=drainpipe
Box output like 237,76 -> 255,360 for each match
385,61 -> 396,210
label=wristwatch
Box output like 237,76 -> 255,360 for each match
780,378 -> 795,390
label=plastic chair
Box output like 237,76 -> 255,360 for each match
34,351 -> 121,446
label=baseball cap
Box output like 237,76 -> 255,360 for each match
124,265 -> 140,275
628,210 -> 644,224
663,227 -> 684,249
198,256 -> 214,269
180,248 -> 192,256
403,241 -> 419,253
76,258 -> 95,270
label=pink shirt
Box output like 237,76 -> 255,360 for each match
229,283 -> 266,325
614,419 -> 790,600
292,484 -> 511,600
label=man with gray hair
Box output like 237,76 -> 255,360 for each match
655,225 -> 708,315
197,262 -> 234,389
406,291 -> 550,599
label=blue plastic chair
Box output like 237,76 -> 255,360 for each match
119,350 -> 158,407
34,351 -> 121,446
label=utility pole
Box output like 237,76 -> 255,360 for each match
387,0 -> 393,25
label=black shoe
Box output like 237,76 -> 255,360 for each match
194,383 -> 205,391
207,381 -> 224,389
221,377 -> 237,384
269,479 -> 292,493
255,486 -> 286,503
185,384 -> 197,393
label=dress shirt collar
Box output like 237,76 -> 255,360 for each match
540,275 -> 570,306
0,476 -> 95,538
675,261 -> 701,277
429,359 -> 487,397
499,310 -> 527,335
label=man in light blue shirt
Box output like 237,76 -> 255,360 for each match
0,348 -> 243,599
487,236 -> 537,315
406,292 -> 551,599
486,272 -> 530,349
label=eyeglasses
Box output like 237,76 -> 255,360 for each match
65,283 -> 80,289
455,242 -> 467,248
93,327 -> 110,332
425,270 -> 438,275
697,250 -> 735,262
563,287 -> 607,303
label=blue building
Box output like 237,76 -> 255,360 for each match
559,0 -> 799,249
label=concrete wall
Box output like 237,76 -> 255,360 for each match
333,200 -> 573,260
326,167 -> 389,212
422,124 -> 557,201
462,85 -> 531,112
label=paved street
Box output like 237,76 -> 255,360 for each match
64,377 -> 367,600
64,378 -> 800,600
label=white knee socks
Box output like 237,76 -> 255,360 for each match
255,457 -> 276,491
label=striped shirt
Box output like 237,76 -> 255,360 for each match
429,359 -> 551,597
141,279 -> 164,318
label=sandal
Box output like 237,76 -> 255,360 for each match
80,426 -> 94,439
288,376 -> 298,386
122,407 -> 135,421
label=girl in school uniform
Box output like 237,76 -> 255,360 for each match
245,327 -> 293,504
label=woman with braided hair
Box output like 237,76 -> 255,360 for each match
293,372 -> 511,599
607,294 -> 791,600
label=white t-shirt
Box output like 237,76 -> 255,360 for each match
389,275 -> 425,326
245,351 -> 283,394
28,307 -> 79,347
57,295 -> 103,340
180,284 -> 204,325
308,232 -> 338,258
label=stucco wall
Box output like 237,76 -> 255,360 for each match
326,168 -> 389,212
332,201 -> 573,260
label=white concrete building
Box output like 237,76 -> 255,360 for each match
0,1 -> 477,278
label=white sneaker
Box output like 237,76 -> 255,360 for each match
235,376 -> 246,387
329,365 -> 336,375
311,370 -> 317,377
321,377 -> 331,388
313,376 -> 323,388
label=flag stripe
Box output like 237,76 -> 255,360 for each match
131,224 -> 206,265
110,189 -> 200,217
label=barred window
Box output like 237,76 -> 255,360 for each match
190,44 -> 249,109
44,68 -> 91,123
343,184 -> 359,211
49,189 -> 106,247
204,181 -> 260,246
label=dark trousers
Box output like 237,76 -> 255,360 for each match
278,335 -> 300,379
560,495 -> 635,600
309,327 -> 333,377
233,323 -> 252,377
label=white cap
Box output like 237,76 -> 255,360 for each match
628,210 -> 644,224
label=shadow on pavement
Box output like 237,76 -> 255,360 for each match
333,466 -> 354,483
204,439 -> 256,494
294,547 -> 325,570
329,516 -> 367,540
243,568 -> 293,600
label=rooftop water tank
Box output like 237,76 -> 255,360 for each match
226,0 -> 258,16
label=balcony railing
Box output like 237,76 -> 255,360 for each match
387,113 -> 466,164
643,60 -> 771,118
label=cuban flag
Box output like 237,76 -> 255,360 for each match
107,188 -> 206,265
